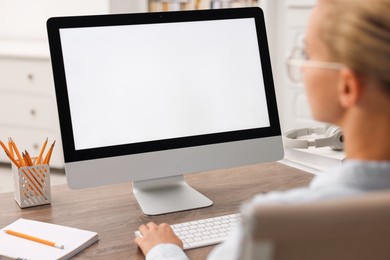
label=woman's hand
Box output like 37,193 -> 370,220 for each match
134,222 -> 183,256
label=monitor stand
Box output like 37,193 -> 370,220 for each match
133,175 -> 213,215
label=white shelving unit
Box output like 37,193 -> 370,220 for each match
0,40 -> 65,168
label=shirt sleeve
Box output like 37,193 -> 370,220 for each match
146,244 -> 189,260
207,222 -> 243,260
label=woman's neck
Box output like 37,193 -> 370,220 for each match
342,110 -> 390,161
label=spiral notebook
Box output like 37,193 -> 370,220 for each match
0,218 -> 98,260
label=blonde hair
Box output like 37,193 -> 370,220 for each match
320,0 -> 390,94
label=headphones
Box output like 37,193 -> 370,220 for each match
283,125 -> 344,151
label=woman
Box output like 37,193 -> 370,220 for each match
135,0 -> 390,259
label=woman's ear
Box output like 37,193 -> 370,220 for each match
337,68 -> 363,108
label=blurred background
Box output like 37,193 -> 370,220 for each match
0,0 -> 318,189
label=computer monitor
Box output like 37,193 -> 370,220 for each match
47,7 -> 283,215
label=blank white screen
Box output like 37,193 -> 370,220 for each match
59,18 -> 270,150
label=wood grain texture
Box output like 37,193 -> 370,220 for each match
0,162 -> 313,259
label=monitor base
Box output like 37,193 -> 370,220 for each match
133,175 -> 213,216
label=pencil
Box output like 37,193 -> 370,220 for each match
23,151 -> 34,167
8,138 -> 14,158
9,138 -> 24,167
0,140 -> 11,155
24,151 -> 44,187
43,141 -> 55,165
4,150 -> 20,168
35,137 -> 48,165
3,229 -> 64,249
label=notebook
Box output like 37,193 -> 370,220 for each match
0,218 -> 98,260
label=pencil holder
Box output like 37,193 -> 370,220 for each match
12,163 -> 51,208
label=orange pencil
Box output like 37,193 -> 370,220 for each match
4,229 -> 64,249
43,141 -> 55,165
1,139 -> 19,168
0,140 -> 11,154
35,137 -> 48,165
9,138 -> 24,166
23,151 -> 34,167
4,150 -> 20,168
8,138 -> 14,157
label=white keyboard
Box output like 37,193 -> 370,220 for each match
135,213 -> 240,250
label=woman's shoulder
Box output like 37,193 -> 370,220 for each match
312,160 -> 390,190
249,160 -> 390,206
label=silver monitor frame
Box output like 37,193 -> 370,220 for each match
47,7 -> 283,215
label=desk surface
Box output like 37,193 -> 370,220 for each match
0,162 -> 313,259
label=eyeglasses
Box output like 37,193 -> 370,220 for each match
285,46 -> 345,83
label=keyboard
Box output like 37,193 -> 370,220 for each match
134,213 -> 240,250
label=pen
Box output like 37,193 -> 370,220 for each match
3,229 -> 64,249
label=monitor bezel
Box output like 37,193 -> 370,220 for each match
47,7 -> 280,163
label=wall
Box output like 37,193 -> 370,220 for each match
0,0 -> 148,42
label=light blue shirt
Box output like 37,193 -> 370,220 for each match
144,160 -> 390,260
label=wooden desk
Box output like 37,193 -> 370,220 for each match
0,162 -> 313,259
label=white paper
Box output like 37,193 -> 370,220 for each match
0,218 -> 98,260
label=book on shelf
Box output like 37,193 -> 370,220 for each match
0,218 -> 98,260
283,147 -> 346,173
